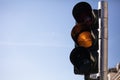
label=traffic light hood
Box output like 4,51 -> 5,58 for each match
72,2 -> 94,24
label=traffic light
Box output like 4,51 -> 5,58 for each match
70,2 -> 99,75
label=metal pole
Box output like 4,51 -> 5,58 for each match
98,1 -> 108,80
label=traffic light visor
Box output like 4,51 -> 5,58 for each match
72,2 -> 93,23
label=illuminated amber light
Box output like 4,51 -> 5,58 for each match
77,31 -> 93,48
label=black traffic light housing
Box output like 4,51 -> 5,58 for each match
70,2 -> 99,75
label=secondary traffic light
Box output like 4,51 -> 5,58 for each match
70,2 -> 99,75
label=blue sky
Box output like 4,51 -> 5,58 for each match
0,0 -> 120,80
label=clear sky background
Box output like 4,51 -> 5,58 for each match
0,0 -> 120,80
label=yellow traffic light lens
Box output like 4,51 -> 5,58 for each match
77,31 -> 93,48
